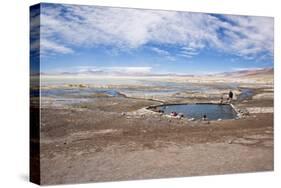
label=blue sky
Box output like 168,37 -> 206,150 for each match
31,3 -> 274,75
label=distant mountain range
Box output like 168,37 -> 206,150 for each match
40,67 -> 273,77
215,68 -> 273,77
40,70 -> 192,77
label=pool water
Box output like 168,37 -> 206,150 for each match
157,104 -> 237,120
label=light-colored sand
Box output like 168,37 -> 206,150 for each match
246,107 -> 273,113
253,93 -> 274,100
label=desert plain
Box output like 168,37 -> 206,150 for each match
32,68 -> 273,185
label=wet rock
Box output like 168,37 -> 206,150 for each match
237,108 -> 250,116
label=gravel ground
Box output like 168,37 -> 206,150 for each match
39,85 -> 273,185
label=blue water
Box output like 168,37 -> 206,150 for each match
157,104 -> 237,120
40,88 -> 121,97
40,77 -> 240,95
237,88 -> 254,101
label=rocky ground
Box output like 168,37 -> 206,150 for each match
38,79 -> 274,185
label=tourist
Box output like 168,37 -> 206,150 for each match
202,114 -> 207,121
178,113 -> 184,118
170,112 -> 178,116
228,90 -> 234,103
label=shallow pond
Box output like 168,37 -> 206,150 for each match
237,88 -> 254,101
157,104 -> 237,120
40,88 -> 121,97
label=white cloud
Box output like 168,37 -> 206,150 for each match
231,67 -> 265,71
214,15 -> 274,59
73,66 -> 152,74
150,47 -> 170,56
36,4 -> 273,60
108,66 -> 152,74
41,39 -> 74,54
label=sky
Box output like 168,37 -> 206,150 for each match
30,3 -> 274,75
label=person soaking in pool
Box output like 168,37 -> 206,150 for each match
202,114 -> 208,121
228,90 -> 234,103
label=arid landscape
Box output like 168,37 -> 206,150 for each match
36,68 -> 273,185
29,3 -> 274,185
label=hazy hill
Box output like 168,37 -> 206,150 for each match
40,67 -> 273,78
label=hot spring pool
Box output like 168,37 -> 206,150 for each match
155,104 -> 237,120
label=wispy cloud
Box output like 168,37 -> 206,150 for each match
214,15 -> 274,60
34,3 -> 273,61
150,47 -> 176,61
41,39 -> 74,54
178,44 -> 202,58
